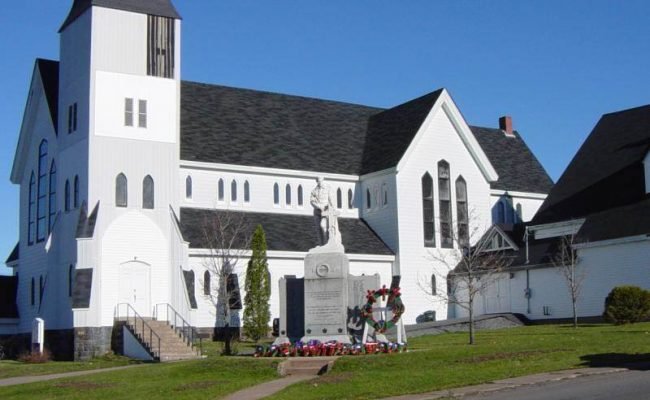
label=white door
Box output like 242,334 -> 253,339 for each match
119,262 -> 151,317
484,275 -> 511,314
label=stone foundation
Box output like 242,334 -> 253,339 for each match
73,327 -> 113,361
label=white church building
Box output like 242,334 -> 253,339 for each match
1,0 -> 552,360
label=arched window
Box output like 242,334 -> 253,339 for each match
39,276 -> 43,305
73,175 -> 80,208
438,161 -> 453,248
375,185 -> 381,209
36,140 -> 48,242
203,271 -> 211,296
273,183 -> 279,205
28,172 -> 36,245
348,189 -> 354,209
382,183 -> 388,206
422,173 -> 435,247
64,180 -> 71,212
69,265 -> 74,297
143,175 -> 154,209
48,161 -> 57,233
285,184 -> 291,205
337,188 -> 342,209
185,176 -> 192,199
366,188 -> 371,209
297,185 -> 303,206
496,202 -> 505,224
218,179 -> 225,201
231,180 -> 238,202
31,278 -> 35,306
244,181 -> 250,203
516,203 -> 523,222
456,177 -> 469,247
431,274 -> 437,296
116,173 -> 128,207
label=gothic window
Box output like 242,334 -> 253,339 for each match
273,183 -> 280,205
431,275 -> 437,296
203,271 -> 211,296
231,180 -> 238,202
375,185 -> 381,209
74,175 -> 80,208
28,172 -> 36,245
138,100 -> 147,128
456,177 -> 469,248
285,184 -> 292,205
65,180 -> 70,211
31,278 -> 35,306
185,176 -> 192,199
382,183 -> 388,206
337,188 -> 342,209
348,189 -> 354,209
143,175 -> 154,209
68,265 -> 74,297
438,161 -> 453,248
116,173 -> 128,207
36,140 -> 48,242
516,203 -> 523,222
422,173 -> 435,247
218,179 -> 225,201
297,185 -> 303,206
68,103 -> 78,134
147,15 -> 175,79
366,188 -> 371,209
125,98 -> 134,126
39,276 -> 43,305
48,161 -> 57,233
244,181 -> 250,203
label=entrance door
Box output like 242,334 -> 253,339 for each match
483,275 -> 511,314
119,262 -> 151,317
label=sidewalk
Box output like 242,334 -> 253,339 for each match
0,364 -> 144,387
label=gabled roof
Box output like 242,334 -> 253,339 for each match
36,59 -> 59,134
5,243 -> 19,265
575,198 -> 650,244
60,0 -> 181,32
535,105 -> 650,223
76,202 -> 100,239
471,126 -> 553,194
179,208 -> 394,256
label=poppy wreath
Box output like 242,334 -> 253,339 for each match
361,285 -> 405,333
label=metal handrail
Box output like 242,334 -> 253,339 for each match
114,303 -> 162,361
153,303 -> 203,356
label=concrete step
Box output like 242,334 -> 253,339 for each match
123,319 -> 201,362
278,357 -> 337,377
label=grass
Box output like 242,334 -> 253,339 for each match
1,324 -> 649,399
0,354 -> 139,380
269,323 -> 650,400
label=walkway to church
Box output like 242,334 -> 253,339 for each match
0,364 -> 144,387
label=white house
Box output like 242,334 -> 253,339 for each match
1,0 -> 551,360
451,105 -> 650,322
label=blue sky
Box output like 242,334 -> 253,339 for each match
0,1 -> 649,274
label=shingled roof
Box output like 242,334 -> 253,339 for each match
471,127 -> 553,194
60,0 -> 181,32
575,198 -> 650,244
36,59 -> 59,134
535,105 -> 650,223
179,208 -> 394,256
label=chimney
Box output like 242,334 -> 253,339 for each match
499,116 -> 514,136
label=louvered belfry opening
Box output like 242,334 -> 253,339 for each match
147,15 -> 175,79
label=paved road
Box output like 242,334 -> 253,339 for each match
463,369 -> 650,400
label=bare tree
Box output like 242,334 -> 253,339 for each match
422,217 -> 513,345
200,210 -> 252,355
552,234 -> 584,328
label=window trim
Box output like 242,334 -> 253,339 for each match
422,172 -> 435,247
124,98 -> 134,127
438,161 -> 453,249
456,176 -> 469,248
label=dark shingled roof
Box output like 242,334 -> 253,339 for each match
180,82 -> 382,175
575,198 -> 650,244
179,208 -> 394,256
60,0 -> 181,32
535,105 -> 650,223
471,127 -> 553,194
36,59 -> 59,134
5,243 -> 19,264
0,276 -> 19,318
72,269 -> 93,308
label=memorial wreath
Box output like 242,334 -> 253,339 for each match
361,285 -> 405,333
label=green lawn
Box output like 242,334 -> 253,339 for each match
0,354 -> 138,380
1,324 -> 649,399
270,323 -> 650,400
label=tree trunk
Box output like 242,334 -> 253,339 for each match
572,298 -> 578,329
468,300 -> 475,345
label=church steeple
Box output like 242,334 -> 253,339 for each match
60,0 -> 181,32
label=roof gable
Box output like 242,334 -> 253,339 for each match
60,0 -> 181,32
535,105 -> 650,223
